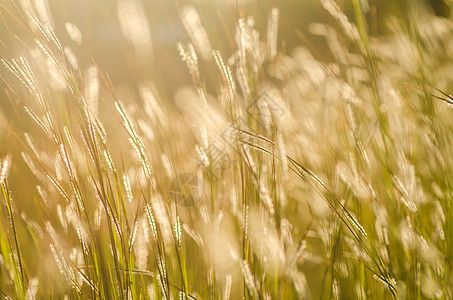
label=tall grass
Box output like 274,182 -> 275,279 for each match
1,0 -> 453,299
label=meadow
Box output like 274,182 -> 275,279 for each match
0,0 -> 453,299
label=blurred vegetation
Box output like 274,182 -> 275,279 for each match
1,0 -> 453,299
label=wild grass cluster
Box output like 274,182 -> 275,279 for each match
1,0 -> 453,299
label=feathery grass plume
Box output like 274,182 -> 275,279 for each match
46,221 -> 81,292
0,156 -> 28,298
321,0 -> 360,42
223,274 -> 232,300
58,144 -> 75,179
287,239 -> 307,271
156,255 -> 169,296
345,211 -> 367,238
213,50 -> 236,94
181,5 -> 212,60
118,0 -> 153,64
242,146 -> 275,216
289,270 -> 308,299
56,204 -> 67,230
21,152 -> 38,176
2,57 -> 39,96
178,42 -> 200,83
84,65 -> 99,117
145,204 -> 158,238
240,260 -> 258,297
235,17 -> 263,72
267,8 -> 279,59
34,0 -> 54,29
236,63 -> 250,99
133,217 -> 150,270
0,154 -> 12,183
151,194 -> 172,245
140,85 -> 167,127
26,277 -> 39,300
392,175 -> 418,213
47,55 -> 67,90
115,101 -> 155,184
248,207 -> 285,271
103,150 -> 116,173
122,174 -> 133,203
160,154 -> 174,179
373,274 -> 397,290
332,279 -> 340,300
182,223 -> 203,246
65,22 -> 82,44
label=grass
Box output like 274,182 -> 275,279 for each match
1,0 -> 453,299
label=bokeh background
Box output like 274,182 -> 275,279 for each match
1,0 -> 450,97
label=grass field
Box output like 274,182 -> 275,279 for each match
1,0 -> 453,299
